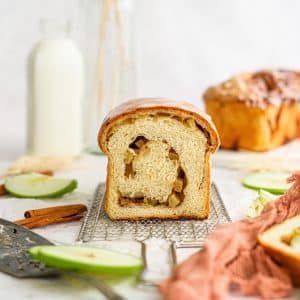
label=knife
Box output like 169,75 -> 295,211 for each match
0,218 -> 124,300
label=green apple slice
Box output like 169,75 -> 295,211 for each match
4,173 -> 77,198
29,245 -> 143,274
242,171 -> 292,194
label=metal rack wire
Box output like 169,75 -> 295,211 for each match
77,183 -> 231,244
77,183 -> 231,285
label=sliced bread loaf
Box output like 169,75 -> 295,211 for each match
98,98 -> 219,220
259,214 -> 300,285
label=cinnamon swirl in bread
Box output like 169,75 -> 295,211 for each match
204,70 -> 300,151
98,98 -> 219,220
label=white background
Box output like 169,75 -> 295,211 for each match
1,0 -> 300,159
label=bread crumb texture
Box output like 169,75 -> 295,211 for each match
104,113 -> 210,219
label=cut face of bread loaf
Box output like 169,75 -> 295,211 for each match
98,98 -> 219,220
258,215 -> 300,285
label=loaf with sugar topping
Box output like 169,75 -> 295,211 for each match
204,70 -> 300,151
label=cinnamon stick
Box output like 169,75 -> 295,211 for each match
16,214 -> 83,229
24,204 -> 86,218
15,204 -> 87,229
0,184 -> 6,196
38,170 -> 54,176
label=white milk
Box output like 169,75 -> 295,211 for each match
27,24 -> 84,156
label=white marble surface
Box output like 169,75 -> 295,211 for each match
0,154 -> 298,299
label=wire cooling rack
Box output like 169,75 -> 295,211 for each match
77,183 -> 231,284
77,182 -> 231,244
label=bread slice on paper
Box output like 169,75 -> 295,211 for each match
98,98 -> 220,220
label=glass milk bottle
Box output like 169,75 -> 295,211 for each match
27,20 -> 84,157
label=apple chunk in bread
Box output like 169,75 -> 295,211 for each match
98,98 -> 220,220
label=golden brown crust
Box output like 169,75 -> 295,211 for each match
98,98 -> 216,220
203,70 -> 300,151
98,98 -> 220,154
